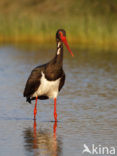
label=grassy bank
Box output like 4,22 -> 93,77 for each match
0,0 -> 117,48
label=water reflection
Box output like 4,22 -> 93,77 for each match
24,121 -> 62,156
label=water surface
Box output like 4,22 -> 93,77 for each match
0,44 -> 117,156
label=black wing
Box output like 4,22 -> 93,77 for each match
59,71 -> 65,91
23,67 -> 42,98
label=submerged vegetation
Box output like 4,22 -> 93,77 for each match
0,0 -> 117,48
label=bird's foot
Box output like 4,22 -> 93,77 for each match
33,116 -> 36,120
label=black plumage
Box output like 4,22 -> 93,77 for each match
23,59 -> 65,103
23,29 -> 67,103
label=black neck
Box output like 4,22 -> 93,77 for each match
55,41 -> 63,64
48,41 -> 63,69
45,41 -> 64,80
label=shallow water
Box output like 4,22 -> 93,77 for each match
0,44 -> 117,156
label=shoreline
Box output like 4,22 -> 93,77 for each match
0,35 -> 117,51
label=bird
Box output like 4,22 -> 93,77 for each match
23,29 -> 74,121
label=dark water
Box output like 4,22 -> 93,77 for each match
0,44 -> 117,156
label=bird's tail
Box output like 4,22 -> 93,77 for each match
26,97 -> 32,104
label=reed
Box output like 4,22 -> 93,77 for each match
0,0 -> 117,48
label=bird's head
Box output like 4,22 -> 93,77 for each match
56,29 -> 74,57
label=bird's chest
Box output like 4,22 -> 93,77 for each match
33,72 -> 60,99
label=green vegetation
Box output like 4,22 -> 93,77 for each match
0,0 -> 117,48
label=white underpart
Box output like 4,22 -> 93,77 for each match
57,42 -> 61,55
32,72 -> 60,99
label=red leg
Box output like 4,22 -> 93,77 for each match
54,98 -> 57,121
34,97 -> 38,120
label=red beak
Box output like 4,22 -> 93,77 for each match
59,32 -> 74,57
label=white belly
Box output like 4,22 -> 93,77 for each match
32,72 -> 60,99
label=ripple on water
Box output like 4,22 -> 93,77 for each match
0,45 -> 117,156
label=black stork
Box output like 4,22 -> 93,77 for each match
23,29 -> 74,121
